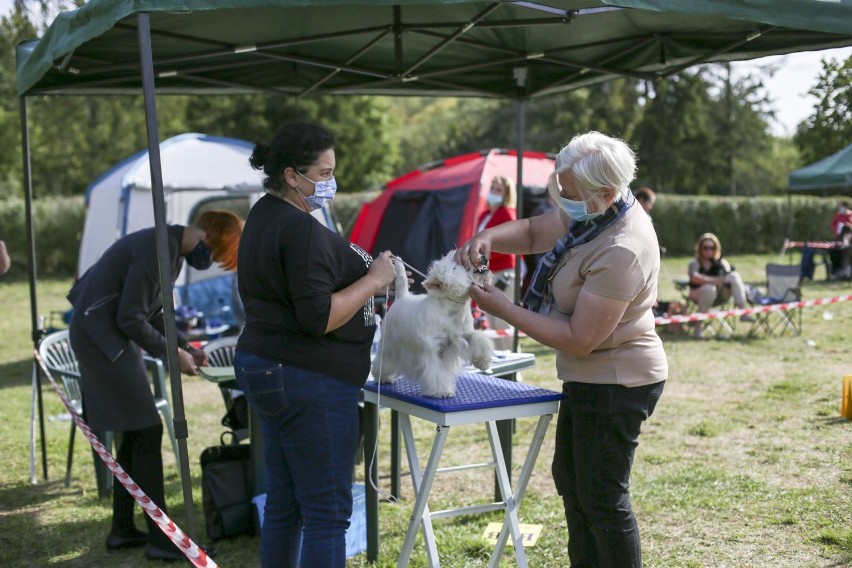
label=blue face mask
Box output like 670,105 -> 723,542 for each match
185,240 -> 213,270
296,171 -> 337,211
557,196 -> 604,223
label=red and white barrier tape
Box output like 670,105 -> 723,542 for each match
483,327 -> 527,339
33,349 -> 217,568
783,240 -> 840,250
654,294 -> 852,326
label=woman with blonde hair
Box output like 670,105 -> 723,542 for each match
458,131 -> 666,567
476,175 -> 518,346
687,232 -> 753,338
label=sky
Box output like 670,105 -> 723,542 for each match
2,0 -> 849,137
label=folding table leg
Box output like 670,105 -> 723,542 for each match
486,421 -> 527,568
398,416 -> 446,568
489,414 -> 553,568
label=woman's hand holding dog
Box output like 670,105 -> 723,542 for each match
456,235 -> 491,272
468,281 -> 512,318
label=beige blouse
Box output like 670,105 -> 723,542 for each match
549,202 -> 668,387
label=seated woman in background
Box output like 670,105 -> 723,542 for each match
687,232 -> 753,338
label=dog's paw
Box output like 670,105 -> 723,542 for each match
423,387 -> 455,398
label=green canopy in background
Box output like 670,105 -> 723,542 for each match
16,0 -> 852,98
15,0 -> 852,555
788,143 -> 852,193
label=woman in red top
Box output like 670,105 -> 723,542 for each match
476,175 -> 518,347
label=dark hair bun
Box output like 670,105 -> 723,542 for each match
249,143 -> 268,171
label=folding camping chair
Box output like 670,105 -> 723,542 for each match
674,277 -> 736,338
38,329 -> 180,497
202,336 -> 248,442
747,264 -> 803,337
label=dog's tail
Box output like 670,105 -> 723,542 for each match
393,256 -> 410,299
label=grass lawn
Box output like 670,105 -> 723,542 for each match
1,253 -> 851,567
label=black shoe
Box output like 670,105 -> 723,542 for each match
145,543 -> 217,562
145,544 -> 185,562
106,530 -> 148,551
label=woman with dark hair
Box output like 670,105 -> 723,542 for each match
458,131 -> 666,567
236,122 -> 396,567
67,210 -> 243,561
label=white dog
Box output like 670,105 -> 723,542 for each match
371,250 -> 494,398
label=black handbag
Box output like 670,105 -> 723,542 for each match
200,435 -> 253,540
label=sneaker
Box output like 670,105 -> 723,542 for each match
740,314 -> 756,323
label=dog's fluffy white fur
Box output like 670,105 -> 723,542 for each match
372,250 -> 493,398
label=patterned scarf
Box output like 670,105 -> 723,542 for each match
523,192 -> 635,314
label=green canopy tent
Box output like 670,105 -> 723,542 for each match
789,142 -> 852,193
16,0 -> 852,553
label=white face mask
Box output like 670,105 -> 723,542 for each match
295,171 -> 337,210
486,193 -> 503,208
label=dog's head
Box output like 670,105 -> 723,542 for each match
422,250 -> 489,302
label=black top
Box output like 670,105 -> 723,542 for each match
689,257 -> 733,288
236,194 -> 377,385
68,225 -> 188,362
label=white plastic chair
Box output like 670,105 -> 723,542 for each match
202,336 -> 248,442
38,329 -> 179,497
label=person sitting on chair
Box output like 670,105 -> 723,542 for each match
687,232 -> 753,338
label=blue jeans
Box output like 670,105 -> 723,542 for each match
234,351 -> 361,568
552,380 -> 665,568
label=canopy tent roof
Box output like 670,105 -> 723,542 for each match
16,0 -> 852,99
788,143 -> 852,192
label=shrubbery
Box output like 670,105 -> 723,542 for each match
0,193 -> 843,279
0,196 -> 85,279
651,194 -> 838,256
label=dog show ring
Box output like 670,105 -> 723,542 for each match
362,372 -> 561,567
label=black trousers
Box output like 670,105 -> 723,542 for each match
112,423 -> 176,551
552,380 -> 665,568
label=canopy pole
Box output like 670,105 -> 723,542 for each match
137,12 -> 198,539
20,95 -> 48,482
512,97 -> 526,354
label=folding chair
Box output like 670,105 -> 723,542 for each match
202,336 -> 248,442
747,264 -> 802,337
38,329 -> 180,497
674,277 -> 735,338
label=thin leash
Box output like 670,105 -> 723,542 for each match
366,283 -> 399,505
391,255 -> 427,279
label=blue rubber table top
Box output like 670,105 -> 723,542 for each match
363,372 -> 562,412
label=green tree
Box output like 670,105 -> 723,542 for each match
186,94 -> 400,192
634,71 -> 725,195
793,55 -> 851,165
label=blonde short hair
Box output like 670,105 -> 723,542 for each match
554,131 -> 637,211
490,175 -> 516,208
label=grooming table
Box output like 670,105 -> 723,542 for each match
362,373 -> 561,568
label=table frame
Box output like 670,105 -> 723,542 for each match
362,375 -> 557,567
